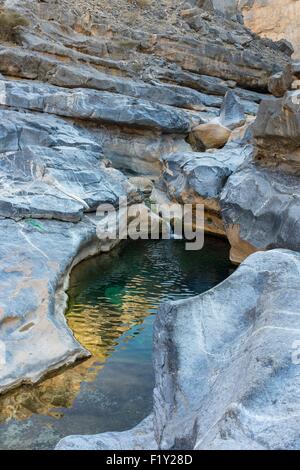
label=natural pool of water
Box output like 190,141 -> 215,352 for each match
0,237 -> 233,450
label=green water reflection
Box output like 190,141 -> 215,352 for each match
0,238 -> 233,449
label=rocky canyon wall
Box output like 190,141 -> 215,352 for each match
1,0 -> 300,451
190,1 -> 300,59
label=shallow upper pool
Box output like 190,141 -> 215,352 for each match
0,237 -> 233,450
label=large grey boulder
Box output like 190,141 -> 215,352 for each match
219,90 -> 246,130
161,144 -> 253,203
153,249 -> 300,449
160,144 -> 253,236
0,216 -> 106,393
220,164 -> 300,263
57,249 -> 300,450
0,79 -> 193,134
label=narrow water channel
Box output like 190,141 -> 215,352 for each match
0,237 -> 233,450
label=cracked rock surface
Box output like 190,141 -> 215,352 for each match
0,0 -> 300,452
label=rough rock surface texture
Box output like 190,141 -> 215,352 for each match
159,66 -> 300,264
0,0 -> 288,394
220,85 -> 300,263
0,0 -> 299,452
252,91 -> 300,169
57,249 -> 300,450
189,0 -> 300,61
241,0 -> 300,60
268,65 -> 293,98
160,143 -> 253,236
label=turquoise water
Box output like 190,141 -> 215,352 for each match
0,238 -> 233,449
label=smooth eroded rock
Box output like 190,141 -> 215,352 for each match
252,91 -> 300,170
221,164 -> 300,263
161,144 -> 253,235
57,249 -> 300,449
0,79 -> 192,134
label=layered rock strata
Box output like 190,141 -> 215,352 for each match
241,0 -> 300,60
0,0 -> 298,451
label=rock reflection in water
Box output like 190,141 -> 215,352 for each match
0,238 -> 232,449
0,357 -> 101,422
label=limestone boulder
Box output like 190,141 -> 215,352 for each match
153,249 -> 300,449
162,145 -> 253,203
0,109 -> 137,222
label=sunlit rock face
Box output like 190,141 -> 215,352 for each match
0,0 -> 290,395
241,0 -> 300,59
189,0 -> 300,55
57,249 -> 300,450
